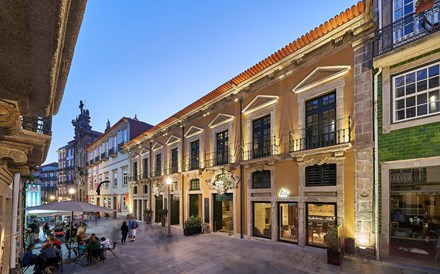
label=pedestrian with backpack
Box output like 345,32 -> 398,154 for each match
130,217 -> 138,241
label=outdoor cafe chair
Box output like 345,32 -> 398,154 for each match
102,242 -> 117,258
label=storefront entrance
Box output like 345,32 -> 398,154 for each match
154,195 -> 163,223
171,195 -> 180,225
189,194 -> 201,217
306,203 -> 336,248
389,166 -> 440,263
213,193 -> 233,233
279,202 -> 298,243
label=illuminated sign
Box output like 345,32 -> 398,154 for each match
279,188 -> 290,198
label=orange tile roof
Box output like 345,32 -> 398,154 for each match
126,1 -> 365,148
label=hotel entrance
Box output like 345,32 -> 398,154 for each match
154,195 -> 163,223
213,193 -> 233,233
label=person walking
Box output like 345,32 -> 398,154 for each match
120,221 -> 128,244
129,218 -> 138,241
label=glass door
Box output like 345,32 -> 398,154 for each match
306,203 -> 336,248
279,202 -> 298,243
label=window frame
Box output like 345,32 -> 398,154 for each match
392,61 -> 440,123
305,163 -> 337,187
190,179 -> 200,190
252,170 -> 271,189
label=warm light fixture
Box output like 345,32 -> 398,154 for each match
166,178 -> 172,185
68,188 -> 76,194
279,188 -> 290,198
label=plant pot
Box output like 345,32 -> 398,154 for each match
416,0 -> 434,14
161,217 -> 166,227
183,226 -> 201,236
327,249 -> 342,266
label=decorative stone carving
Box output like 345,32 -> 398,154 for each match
152,181 -> 163,197
0,146 -> 27,165
0,100 -> 21,135
205,169 -> 239,195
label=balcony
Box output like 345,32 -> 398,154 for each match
289,117 -> 351,152
128,174 -> 138,182
374,3 -> 440,57
243,136 -> 279,161
152,168 -> 162,177
109,147 -> 117,158
141,171 -> 149,179
101,152 -> 108,161
94,156 -> 100,163
117,142 -> 124,151
21,116 -> 52,135
167,162 -> 179,174
205,150 -> 231,168
184,156 -> 203,171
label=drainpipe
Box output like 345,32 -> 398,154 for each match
181,125 -> 185,229
239,98 -> 244,239
374,67 -> 382,261
10,172 -> 20,273
149,141 -> 152,218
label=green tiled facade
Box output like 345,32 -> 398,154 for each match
378,79 -> 440,163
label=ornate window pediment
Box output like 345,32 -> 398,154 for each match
166,135 -> 181,145
152,142 -> 163,151
184,126 -> 203,138
292,65 -> 350,94
129,151 -> 139,159
242,95 -> 279,115
205,170 -> 239,195
139,148 -> 149,155
208,113 -> 234,128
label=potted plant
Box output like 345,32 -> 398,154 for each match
416,0 -> 435,14
143,208 -> 153,224
324,226 -> 343,266
183,216 -> 202,236
157,208 -> 168,227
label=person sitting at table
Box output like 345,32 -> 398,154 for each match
41,235 -> 62,250
100,237 -> 111,249
87,234 -> 103,260
40,239 -> 59,274
22,244 -> 39,267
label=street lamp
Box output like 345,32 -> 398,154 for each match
166,177 -> 172,237
49,195 -> 55,202
68,188 -> 76,201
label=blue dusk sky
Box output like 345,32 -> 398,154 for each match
45,0 -> 360,164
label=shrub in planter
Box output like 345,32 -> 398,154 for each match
143,208 -> 153,224
183,216 -> 202,236
157,209 -> 168,227
324,226 -> 343,266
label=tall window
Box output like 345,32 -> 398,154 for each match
393,62 -> 440,122
155,154 -> 162,176
171,148 -> 178,173
190,140 -> 200,170
252,115 -> 271,159
143,158 -> 149,178
123,170 -> 128,186
306,92 -> 336,149
133,162 -> 138,179
216,131 -> 229,165
113,172 -> 117,188
253,202 -> 272,239
306,164 -> 337,186
190,179 -> 200,190
172,181 -> 178,192
252,170 -> 271,189
143,184 -> 148,194
133,186 -> 138,195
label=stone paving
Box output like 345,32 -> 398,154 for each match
26,218 -> 440,274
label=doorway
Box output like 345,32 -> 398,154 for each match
171,195 -> 180,225
189,194 -> 201,217
154,195 -> 163,223
213,193 -> 233,233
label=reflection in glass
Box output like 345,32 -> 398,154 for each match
279,203 -> 298,243
306,203 -> 336,248
253,202 -> 272,239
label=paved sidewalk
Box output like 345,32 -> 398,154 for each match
31,218 -> 440,274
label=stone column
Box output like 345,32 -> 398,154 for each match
352,38 -> 375,249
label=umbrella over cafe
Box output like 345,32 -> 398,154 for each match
26,201 -> 115,244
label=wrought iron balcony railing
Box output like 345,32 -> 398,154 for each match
374,2 -> 440,57
205,150 -> 231,167
243,136 -> 279,161
183,156 -> 203,171
109,147 -> 117,157
141,171 -> 149,179
152,168 -> 162,177
289,117 -> 351,152
118,142 -> 124,151
101,152 -> 108,160
94,156 -> 100,163
21,116 -> 52,135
